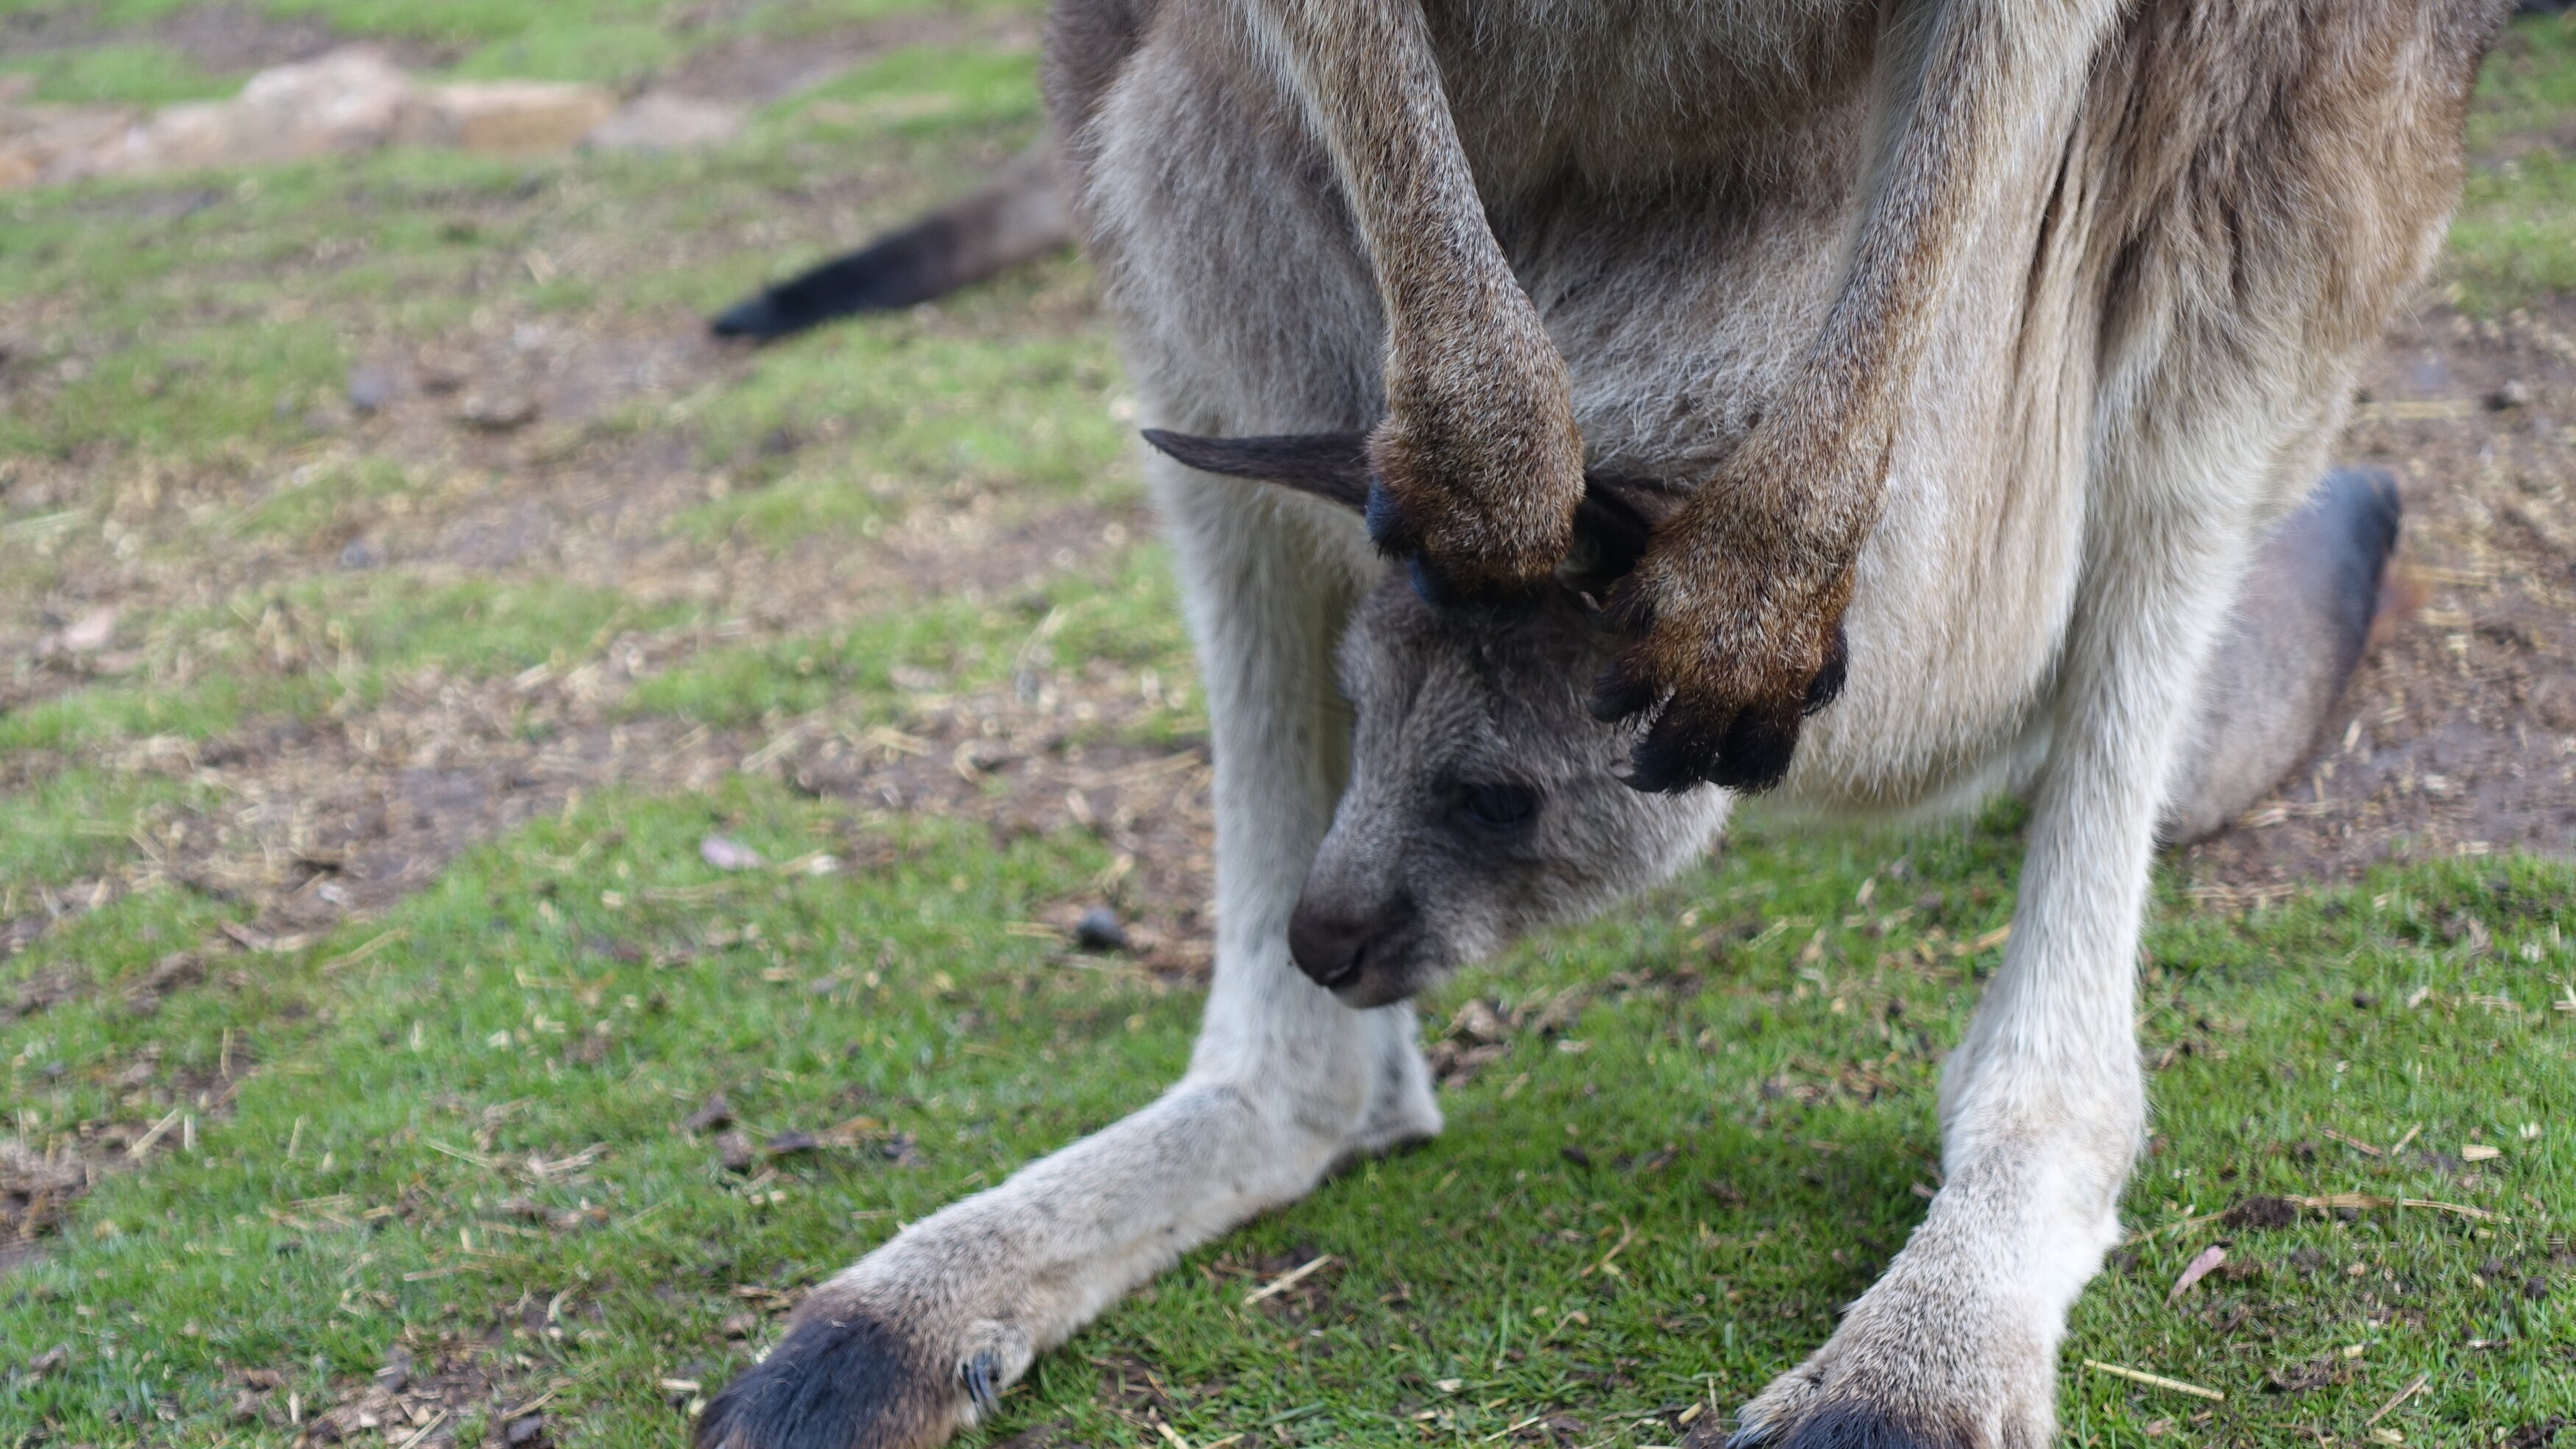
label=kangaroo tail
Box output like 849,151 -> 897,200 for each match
2161,466 -> 2407,846
711,137 -> 1068,342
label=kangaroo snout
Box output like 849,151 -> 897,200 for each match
1287,891 -> 1423,1007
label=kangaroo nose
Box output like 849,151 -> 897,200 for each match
1287,901 -> 1368,992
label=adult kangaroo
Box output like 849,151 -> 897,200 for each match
698,1 -> 2506,1445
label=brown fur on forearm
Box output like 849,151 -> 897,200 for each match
1239,0 -> 1585,589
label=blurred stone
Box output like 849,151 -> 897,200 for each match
0,44 -> 735,193
587,93 -> 744,152
699,834 -> 764,871
416,80 -> 617,155
456,391 -> 538,431
338,539 -> 380,570
683,1094 -> 733,1133
110,48 -> 421,176
1073,905 -> 1128,952
345,365 -> 393,414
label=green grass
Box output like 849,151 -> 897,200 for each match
1,2 -> 2572,1446
2449,148 -> 2576,316
631,542 -> 1192,732
2446,13 -> 2576,313
4,791 -> 2570,1445
0,39 -> 235,104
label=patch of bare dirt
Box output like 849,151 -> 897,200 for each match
153,4 -> 398,76
0,1136 -> 85,1269
1,495 -> 1192,976
211,1331 -> 557,1447
2179,301 -> 2576,901
657,8 -> 1042,104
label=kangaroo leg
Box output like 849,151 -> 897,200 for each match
710,138 -> 1069,342
1717,4 -> 2493,1436
1722,414 -> 2266,1446
696,459 -> 1433,1449
2159,466 -> 2403,845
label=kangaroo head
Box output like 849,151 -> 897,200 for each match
1145,429 -> 1733,1007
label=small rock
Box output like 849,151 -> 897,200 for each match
586,93 -> 745,152
503,1412 -> 548,1447
721,1311 -> 760,1339
1447,999 -> 1510,1046
2488,380 -> 2532,411
715,1130 -> 756,1174
766,1130 -> 820,1156
59,605 -> 119,653
700,834 -> 764,871
683,1094 -> 734,1133
345,365 -> 393,414
338,539 -> 380,570
425,80 -> 617,155
1073,906 -> 1128,953
457,391 -> 538,431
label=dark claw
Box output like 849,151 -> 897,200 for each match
1588,656 -> 1663,723
1363,478 -> 1417,556
1802,626 -> 1850,715
1624,702 -> 1731,794
1704,701 -> 1802,793
960,1350 -> 998,1411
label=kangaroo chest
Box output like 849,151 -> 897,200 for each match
1420,0 -> 1881,193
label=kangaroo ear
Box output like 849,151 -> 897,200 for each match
1141,429 -> 1374,511
1562,473 -> 1682,588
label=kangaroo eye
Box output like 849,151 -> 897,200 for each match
1459,782 -> 1539,832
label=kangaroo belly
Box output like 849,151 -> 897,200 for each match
1507,163 -> 2089,815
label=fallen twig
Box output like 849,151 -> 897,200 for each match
2366,1373 -> 2429,1428
2292,1193 -> 2506,1223
1241,1255 -> 1333,1306
127,1105 -> 185,1160
2081,1359 -> 2225,1402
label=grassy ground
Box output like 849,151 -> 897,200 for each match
2,4 -> 2574,1447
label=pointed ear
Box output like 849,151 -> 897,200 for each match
1141,429 -> 1373,511
1563,473 -> 1682,587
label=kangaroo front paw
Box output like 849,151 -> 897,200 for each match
697,1294 -> 1032,1449
1591,556 -> 1853,796
1587,415 -> 1883,793
1365,311 -> 1585,600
